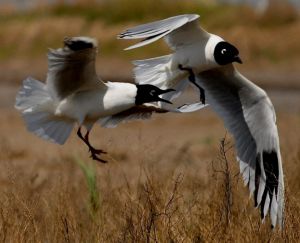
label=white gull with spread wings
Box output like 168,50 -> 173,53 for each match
119,14 -> 284,229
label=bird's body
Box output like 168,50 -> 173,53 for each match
169,33 -> 224,73
119,14 -> 284,228
44,38 -> 138,130
16,36 -> 204,162
119,15 -> 230,91
55,82 -> 137,126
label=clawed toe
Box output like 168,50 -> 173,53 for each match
95,149 -> 107,154
77,127 -> 109,163
89,147 -> 107,163
200,94 -> 206,104
90,152 -> 107,163
200,88 -> 205,104
89,147 -> 107,155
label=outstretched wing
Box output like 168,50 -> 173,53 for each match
197,65 -> 284,228
118,14 -> 208,51
99,102 -> 207,128
46,36 -> 105,100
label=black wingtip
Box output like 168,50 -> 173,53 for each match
117,31 -> 131,39
256,150 -> 279,225
254,201 -> 258,208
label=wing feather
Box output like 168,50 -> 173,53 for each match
197,65 -> 284,228
46,37 -> 104,100
118,14 -> 207,50
99,102 -> 207,128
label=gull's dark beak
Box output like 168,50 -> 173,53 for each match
157,88 -> 175,104
158,88 -> 176,94
157,97 -> 173,104
234,56 -> 243,64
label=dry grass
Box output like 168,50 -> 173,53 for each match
0,104 -> 299,242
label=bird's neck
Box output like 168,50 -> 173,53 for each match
106,82 -> 137,105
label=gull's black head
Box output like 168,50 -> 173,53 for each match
214,41 -> 242,65
135,84 -> 175,105
64,37 -> 97,51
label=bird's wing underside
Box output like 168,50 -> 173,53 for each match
99,102 -> 207,128
197,64 -> 284,228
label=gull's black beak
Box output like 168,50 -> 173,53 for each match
158,88 -> 176,94
157,88 -> 175,104
157,97 -> 173,104
234,56 -> 243,64
135,85 -> 176,105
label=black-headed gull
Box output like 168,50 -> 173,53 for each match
118,14 -> 242,104
15,36 -> 205,163
119,14 -> 284,229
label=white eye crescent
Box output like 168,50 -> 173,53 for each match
221,49 -> 227,55
150,90 -> 156,96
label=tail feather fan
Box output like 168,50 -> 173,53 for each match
15,77 -> 74,145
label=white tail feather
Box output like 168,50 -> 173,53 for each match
15,77 -> 50,110
22,111 -> 73,145
16,77 -> 74,145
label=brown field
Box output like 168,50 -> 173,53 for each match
1,1 -> 300,242
0,85 -> 300,242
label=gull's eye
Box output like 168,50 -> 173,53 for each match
150,90 -> 156,96
221,48 -> 227,55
